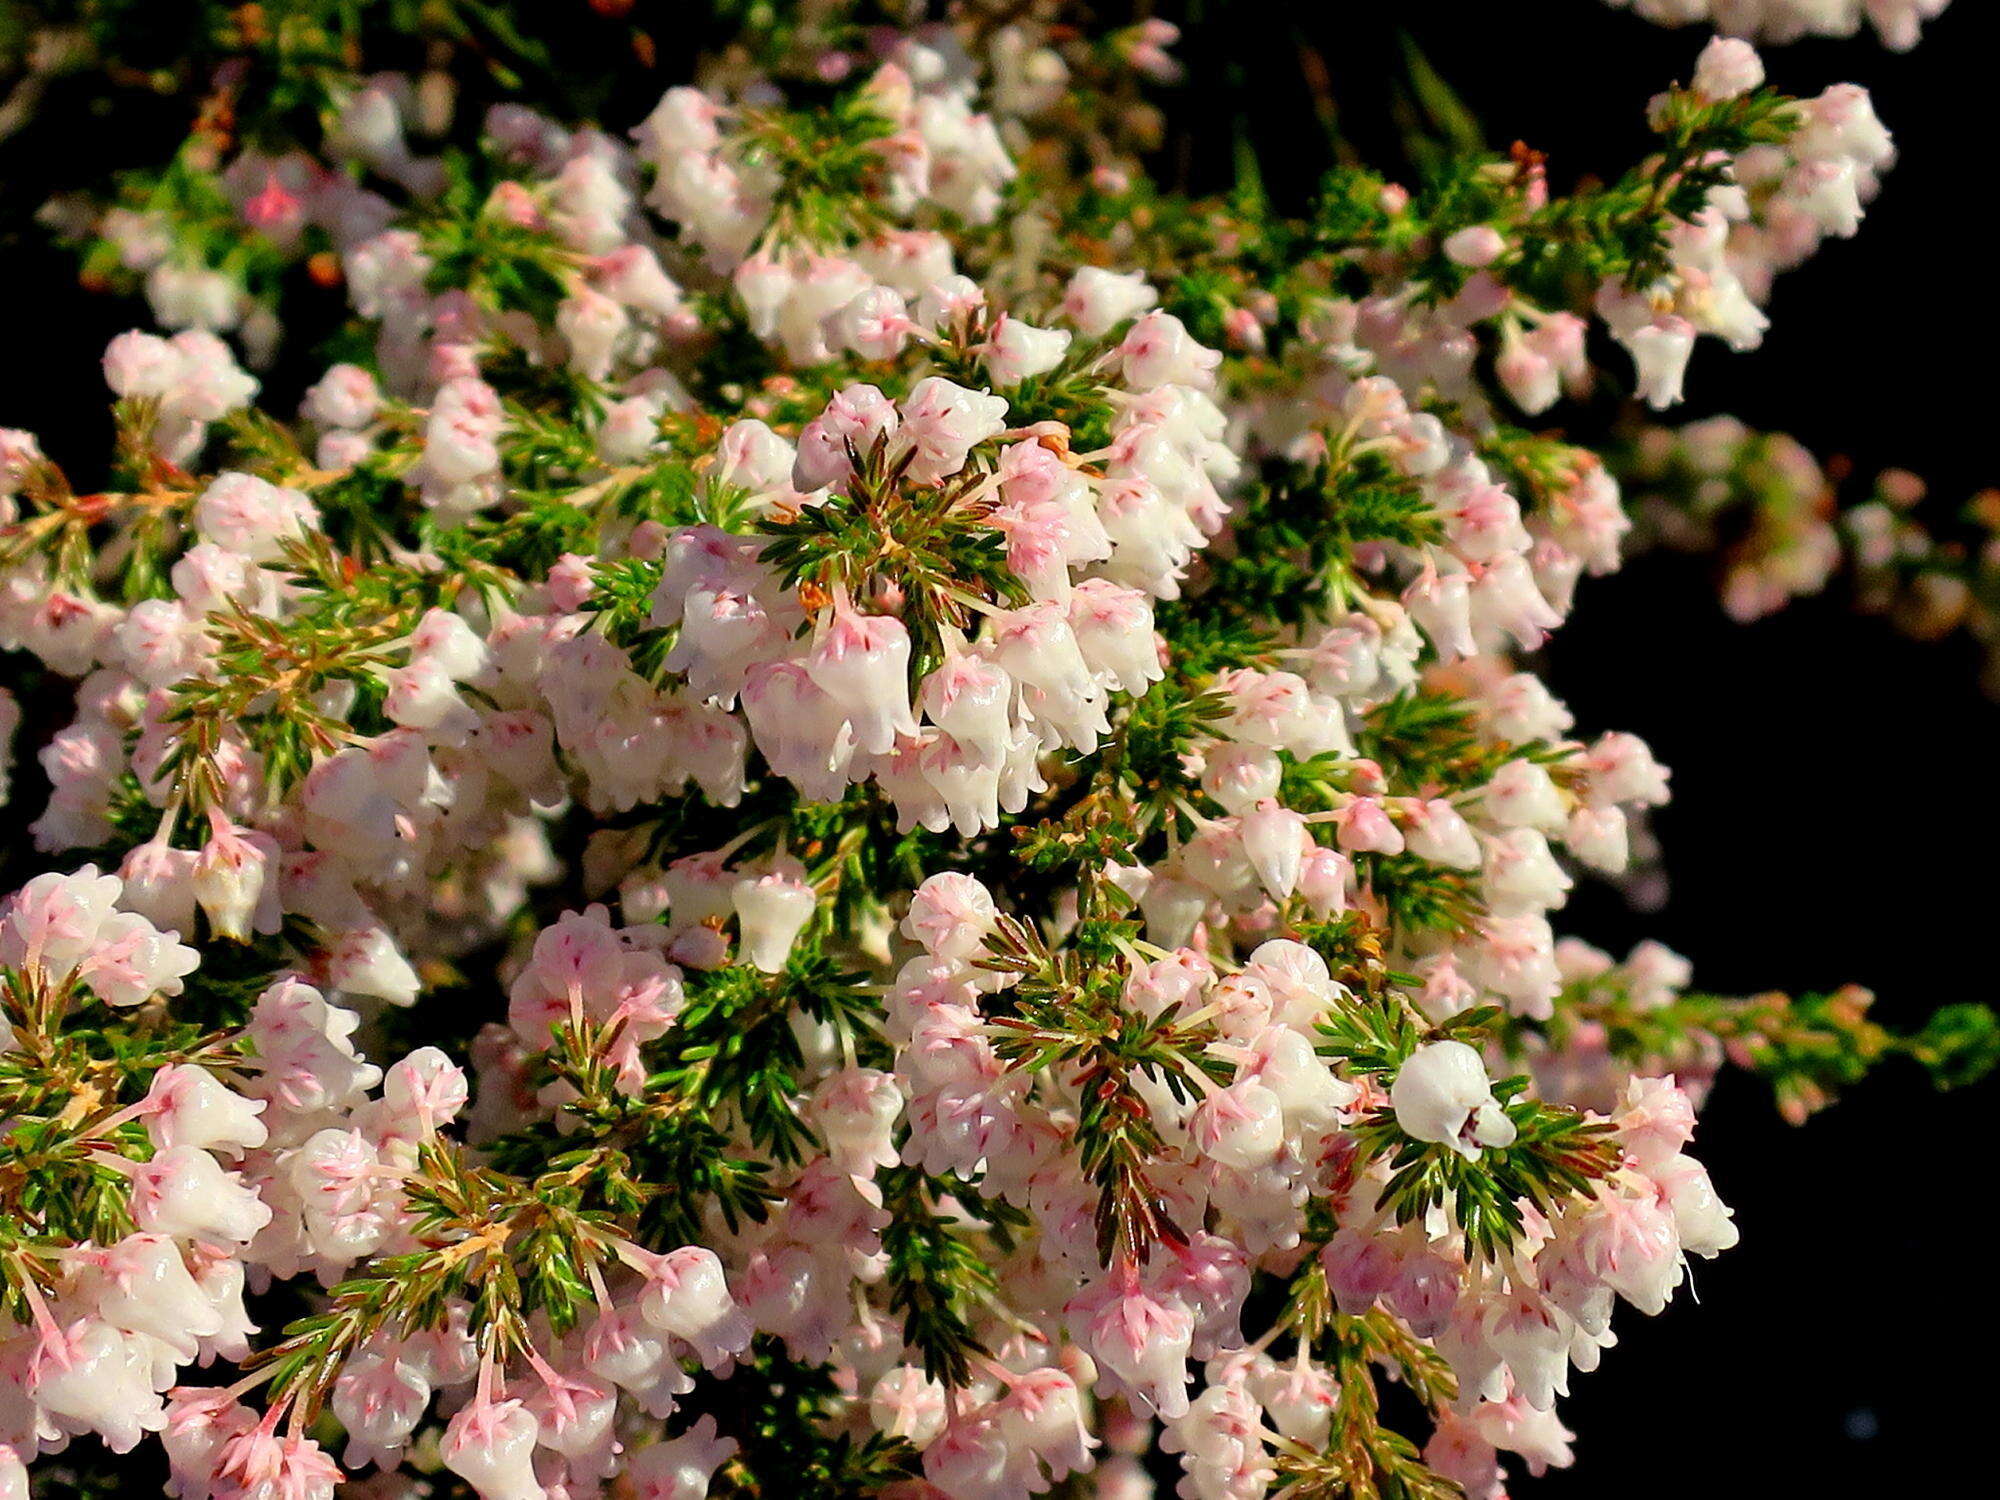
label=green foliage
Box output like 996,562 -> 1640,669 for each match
0,961 -> 257,1323
759,430 -> 1028,681
1179,449 -> 1441,633
877,1165 -> 994,1389
3,14 -> 1988,1495
486,1017 -> 779,1247
1272,1281 -> 1462,1500
157,535 -> 444,814
1516,87 -> 1800,297
257,1136 -> 627,1418
678,1342 -> 919,1500
422,161 -> 580,318
984,912 -> 1229,1265
738,92 -> 899,250
650,954 -> 881,1166
1354,1083 -> 1620,1263
1538,977 -> 2000,1122
1906,1002 -> 2000,1090
1321,996 -> 1620,1261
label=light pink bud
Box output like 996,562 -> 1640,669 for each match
1442,225 -> 1505,268
1694,37 -> 1764,101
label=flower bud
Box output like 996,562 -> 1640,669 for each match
1694,37 -> 1764,102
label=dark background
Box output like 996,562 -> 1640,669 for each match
1,2 -> 1993,1494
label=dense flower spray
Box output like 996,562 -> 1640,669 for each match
2,6 -> 1995,1500
1602,0 -> 1951,49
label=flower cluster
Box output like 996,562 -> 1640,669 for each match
2,8 -> 1993,1500
1619,414 -> 2000,699
1603,0 -> 1952,49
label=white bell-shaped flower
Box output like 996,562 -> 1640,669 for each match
637,1246 -> 753,1370
731,860 -> 817,973
806,601 -> 918,756
440,1397 -> 545,1500
1390,1040 -> 1517,1159
627,1414 -> 738,1500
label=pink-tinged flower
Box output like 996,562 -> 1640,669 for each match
998,1366 -> 1097,1480
242,172 -> 305,240
1060,266 -> 1158,336
209,1419 -> 340,1500
627,1414 -> 737,1500
141,1064 -> 268,1155
1116,310 -> 1220,391
129,1143 -> 272,1245
793,383 -> 901,493
919,652 -> 1014,769
982,314 -> 1071,384
1332,796 -> 1405,856
829,285 -> 916,361
425,377 -> 504,485
30,1318 -> 170,1452
731,859 -> 817,972
440,1396 -> 545,1500
1624,315 -> 1696,410
869,1366 -> 948,1446
1065,1263 -> 1195,1418
741,659 -> 859,800
162,1388 -> 257,1498
1237,800 -> 1311,901
901,871 -> 998,961
896,376 -> 1009,485
634,1246 -> 754,1369
332,1349 -> 432,1471
1573,1186 -> 1684,1315
193,471 -> 318,563
192,812 -> 282,942
1191,1079 -> 1286,1172
923,1415 -> 1023,1500
806,600 -> 918,755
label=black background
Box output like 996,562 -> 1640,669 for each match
1,2 -> 1994,1494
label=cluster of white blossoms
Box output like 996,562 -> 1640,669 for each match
1583,37 -> 1895,406
876,878 -> 1736,1500
1604,0 -> 1951,48
0,9 -> 1966,1500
